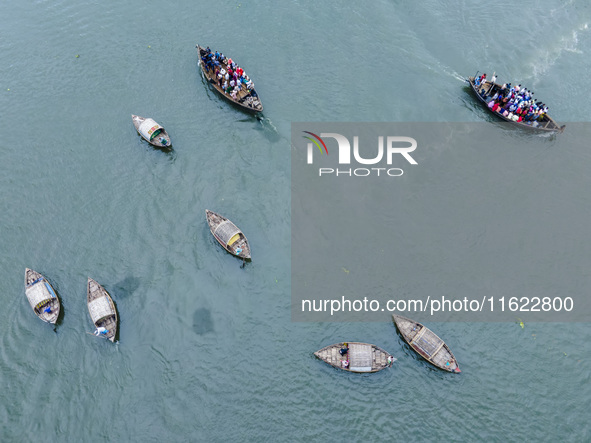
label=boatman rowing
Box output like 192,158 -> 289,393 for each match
94,327 -> 108,336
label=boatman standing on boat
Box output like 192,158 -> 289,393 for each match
94,327 -> 108,336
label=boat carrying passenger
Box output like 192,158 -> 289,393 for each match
468,72 -> 564,132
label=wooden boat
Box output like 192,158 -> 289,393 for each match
196,44 -> 263,113
314,342 -> 395,373
87,278 -> 117,342
467,75 -> 565,133
205,209 -> 251,260
131,115 -> 172,148
24,268 -> 60,324
392,314 -> 460,373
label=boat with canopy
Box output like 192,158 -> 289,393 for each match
24,268 -> 60,324
87,278 -> 118,342
132,114 -> 172,148
205,209 -> 251,260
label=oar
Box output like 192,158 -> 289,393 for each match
86,331 -> 109,340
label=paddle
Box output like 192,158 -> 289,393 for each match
86,331 -> 109,340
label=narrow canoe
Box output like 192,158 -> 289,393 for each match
392,314 -> 460,373
87,278 -> 118,342
24,268 -> 60,324
132,114 -> 172,148
205,209 -> 251,260
314,342 -> 395,373
196,44 -> 263,113
467,76 -> 564,133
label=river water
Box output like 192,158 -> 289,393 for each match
1,0 -> 590,441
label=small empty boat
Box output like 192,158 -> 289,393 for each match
87,278 -> 117,342
392,314 -> 460,373
205,209 -> 251,260
131,114 -> 172,148
24,268 -> 60,324
314,342 -> 395,373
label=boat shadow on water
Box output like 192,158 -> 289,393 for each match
192,307 -> 214,335
111,276 -> 142,300
50,283 -> 65,332
111,298 -> 121,343
54,300 -> 65,332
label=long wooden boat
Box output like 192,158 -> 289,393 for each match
87,278 -> 117,342
467,76 -> 565,133
314,342 -> 395,373
392,314 -> 460,373
196,44 -> 263,113
132,114 -> 172,148
205,209 -> 251,260
24,268 -> 60,324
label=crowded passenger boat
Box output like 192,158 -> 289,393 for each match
468,72 -> 564,132
196,45 -> 263,113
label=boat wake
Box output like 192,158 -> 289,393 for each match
451,72 -> 470,83
534,130 -> 558,139
530,22 -> 589,80
421,58 -> 467,84
258,116 -> 277,132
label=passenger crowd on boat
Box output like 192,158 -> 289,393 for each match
474,74 -> 550,127
200,47 -> 257,101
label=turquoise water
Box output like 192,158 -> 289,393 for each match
1,0 -> 590,441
